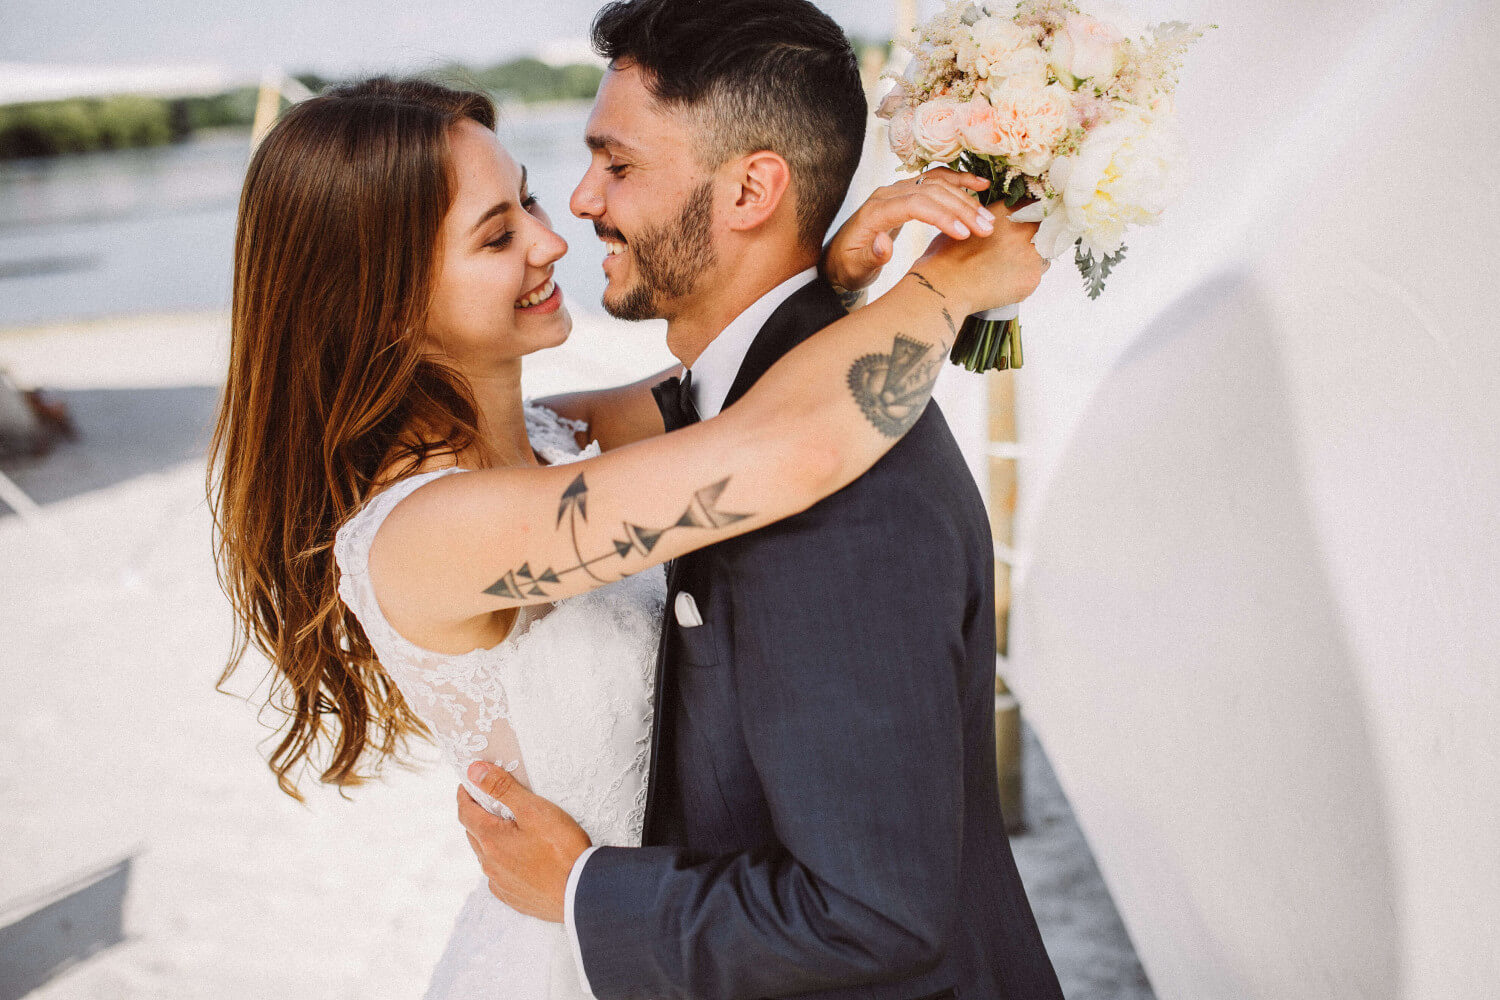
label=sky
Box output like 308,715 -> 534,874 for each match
0,0 -> 917,78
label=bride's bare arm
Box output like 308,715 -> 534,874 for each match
369,203 -> 1045,629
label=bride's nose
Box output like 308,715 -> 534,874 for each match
528,222 -> 567,268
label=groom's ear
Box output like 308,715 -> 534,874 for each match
724,150 -> 793,235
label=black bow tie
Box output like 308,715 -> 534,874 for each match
652,372 -> 701,432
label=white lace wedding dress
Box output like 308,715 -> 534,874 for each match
334,403 -> 665,1000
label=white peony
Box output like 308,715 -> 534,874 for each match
1047,13 -> 1126,89
1011,111 -> 1184,259
975,82 -> 1076,175
956,15 -> 1037,78
984,44 -> 1051,92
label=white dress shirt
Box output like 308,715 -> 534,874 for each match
561,265 -> 820,995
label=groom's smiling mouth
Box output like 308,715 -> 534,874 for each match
595,225 -> 629,264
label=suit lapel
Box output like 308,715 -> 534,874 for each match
641,276 -> 846,839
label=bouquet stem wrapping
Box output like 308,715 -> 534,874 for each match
952,155 -> 1028,372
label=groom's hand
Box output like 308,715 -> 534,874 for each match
457,761 -> 592,923
820,167 -> 994,293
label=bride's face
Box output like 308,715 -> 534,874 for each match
423,120 -> 571,369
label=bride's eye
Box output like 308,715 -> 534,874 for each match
522,193 -> 541,213
486,230 -> 517,251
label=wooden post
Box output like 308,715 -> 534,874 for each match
989,367 -> 1025,831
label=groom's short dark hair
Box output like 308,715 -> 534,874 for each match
591,0 -> 867,249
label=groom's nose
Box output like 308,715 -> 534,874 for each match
570,164 -> 606,222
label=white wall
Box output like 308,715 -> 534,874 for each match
1004,1 -> 1500,997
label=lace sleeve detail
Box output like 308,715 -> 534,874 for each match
524,400 -> 601,465
333,467 -> 527,813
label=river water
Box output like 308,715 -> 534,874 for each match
0,104 -> 608,330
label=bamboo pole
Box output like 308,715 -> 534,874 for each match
250,68 -> 284,148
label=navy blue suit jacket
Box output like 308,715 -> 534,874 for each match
575,279 -> 1063,1000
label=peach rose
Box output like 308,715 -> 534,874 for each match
912,98 -> 964,162
888,105 -> 919,166
875,79 -> 908,120
958,98 -> 1008,157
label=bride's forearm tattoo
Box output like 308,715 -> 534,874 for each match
483,473 -> 750,600
847,333 -> 947,438
910,271 -> 944,298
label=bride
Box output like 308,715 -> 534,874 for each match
209,77 -> 1041,998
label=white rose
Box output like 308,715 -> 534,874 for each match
911,98 -> 965,163
1047,14 -> 1125,88
1020,111 -> 1183,259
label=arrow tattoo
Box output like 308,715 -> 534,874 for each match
484,473 -> 751,601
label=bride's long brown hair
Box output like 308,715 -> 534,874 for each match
209,78 -> 496,799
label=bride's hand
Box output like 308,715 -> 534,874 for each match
911,200 -> 1049,316
819,168 -> 996,294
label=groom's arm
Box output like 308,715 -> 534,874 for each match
575,476 -> 971,999
535,363 -> 681,451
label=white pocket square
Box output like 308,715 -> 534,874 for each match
674,591 -> 704,628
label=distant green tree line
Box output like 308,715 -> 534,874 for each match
456,58 -> 605,105
0,59 -> 606,161
0,88 -> 263,160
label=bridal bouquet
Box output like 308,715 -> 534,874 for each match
876,0 -> 1213,371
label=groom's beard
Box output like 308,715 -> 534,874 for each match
601,181 -> 717,321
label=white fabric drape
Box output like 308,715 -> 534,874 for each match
1004,2 -> 1500,998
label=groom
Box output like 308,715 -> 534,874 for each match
460,1 -> 1064,997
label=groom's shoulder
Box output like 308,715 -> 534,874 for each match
724,399 -> 981,561
866,398 -> 969,483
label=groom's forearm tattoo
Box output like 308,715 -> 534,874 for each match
847,333 -> 947,438
836,286 -> 868,312
482,473 -> 751,600
941,306 -> 957,337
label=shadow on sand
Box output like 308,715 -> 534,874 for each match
0,856 -> 134,999
0,386 -> 219,512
